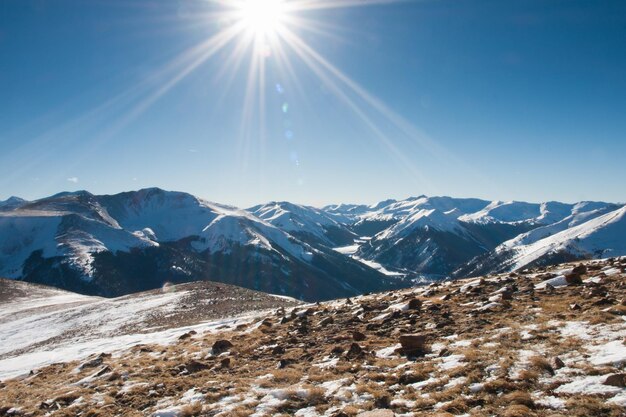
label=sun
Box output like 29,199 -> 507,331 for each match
235,0 -> 288,39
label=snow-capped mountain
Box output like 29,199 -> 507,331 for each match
1,189 -> 624,298
248,201 -> 357,247
457,203 -> 626,277
0,189 -> 404,300
318,196 -> 624,278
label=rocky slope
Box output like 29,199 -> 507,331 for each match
1,257 -> 625,416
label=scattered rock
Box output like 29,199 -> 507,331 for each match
212,339 -> 233,354
319,317 -> 334,327
352,331 -> 366,341
346,342 -> 363,358
178,330 -> 197,340
553,357 -> 565,369
185,360 -> 209,373
271,346 -> 286,355
604,373 -> 626,387
408,298 -> 422,310
564,273 -> 583,285
399,334 -> 427,355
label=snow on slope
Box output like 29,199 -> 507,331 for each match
359,196 -> 490,223
501,202 -> 621,249
0,211 -> 156,279
376,208 -> 465,240
0,280 -> 300,380
249,201 -> 352,245
458,200 -> 575,225
193,212 -> 315,261
505,204 -> 626,269
99,188 -> 229,242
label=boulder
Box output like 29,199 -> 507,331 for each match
553,357 -> 565,369
212,339 -> 233,354
399,334 -> 427,351
272,346 -> 286,355
564,273 -> 583,285
178,330 -> 197,340
346,342 -> 363,358
185,360 -> 209,373
319,317 -> 334,327
352,331 -> 367,341
604,374 -> 626,387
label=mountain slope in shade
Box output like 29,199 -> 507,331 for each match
456,204 -> 626,277
0,189 -> 402,300
0,196 -> 28,211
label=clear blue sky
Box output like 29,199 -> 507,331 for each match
1,0 -> 625,207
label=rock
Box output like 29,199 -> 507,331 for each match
352,331 -> 366,341
500,290 -> 513,300
572,264 -> 587,275
564,273 -> 583,285
278,359 -> 291,369
319,317 -> 334,327
330,346 -> 345,356
272,346 -> 286,355
212,339 -> 233,354
346,343 -> 363,358
185,360 -> 209,373
399,372 -> 424,384
399,334 -> 427,353
356,410 -> 394,417
440,293 -> 451,301
261,318 -> 273,327
408,298 -> 422,310
219,357 -> 231,368
593,297 -> 615,306
178,330 -> 197,340
604,373 -> 626,387
553,357 -> 565,369
78,357 -> 102,370
92,365 -> 112,378
374,395 -> 391,408
570,303 -> 581,311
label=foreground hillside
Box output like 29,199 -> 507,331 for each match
1,258 -> 625,416
0,279 -> 300,381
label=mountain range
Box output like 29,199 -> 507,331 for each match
1,188 -> 624,300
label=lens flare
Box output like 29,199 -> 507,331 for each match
236,0 -> 287,39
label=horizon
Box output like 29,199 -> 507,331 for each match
1,0 -> 625,207
2,186 -> 624,209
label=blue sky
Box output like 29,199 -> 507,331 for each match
1,0 -> 625,207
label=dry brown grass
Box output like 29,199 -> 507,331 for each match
502,404 -> 536,417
